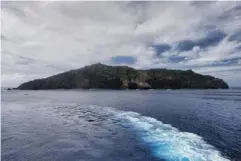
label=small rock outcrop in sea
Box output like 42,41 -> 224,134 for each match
17,63 -> 229,90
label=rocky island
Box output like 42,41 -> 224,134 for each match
17,63 -> 229,90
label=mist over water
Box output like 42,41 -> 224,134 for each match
2,89 -> 241,161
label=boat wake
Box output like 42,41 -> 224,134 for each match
88,105 -> 230,161
41,103 -> 230,161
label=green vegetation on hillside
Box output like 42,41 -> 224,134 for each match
17,63 -> 229,90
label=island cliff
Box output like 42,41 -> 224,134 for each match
17,63 -> 229,90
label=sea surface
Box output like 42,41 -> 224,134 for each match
1,89 -> 241,161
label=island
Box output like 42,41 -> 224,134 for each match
17,63 -> 229,90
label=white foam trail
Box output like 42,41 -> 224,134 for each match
80,105 -> 230,161
115,111 -> 230,161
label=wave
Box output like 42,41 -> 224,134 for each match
47,104 -> 230,161
89,106 -> 230,161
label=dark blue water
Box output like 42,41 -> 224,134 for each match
2,89 -> 241,161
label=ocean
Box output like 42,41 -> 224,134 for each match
1,89 -> 241,161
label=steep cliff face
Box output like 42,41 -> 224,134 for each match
17,63 -> 229,90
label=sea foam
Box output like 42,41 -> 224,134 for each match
86,106 -> 229,161
115,110 -> 230,161
77,105 -> 230,161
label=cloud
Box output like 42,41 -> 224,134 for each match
168,56 -> 187,63
110,56 -> 137,65
176,40 -> 196,52
175,30 -> 227,52
152,44 -> 172,56
1,1 -> 241,87
197,30 -> 227,48
228,29 -> 241,42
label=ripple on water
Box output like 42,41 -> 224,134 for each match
2,101 -> 231,161
51,104 -> 230,161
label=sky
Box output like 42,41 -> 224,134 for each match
1,1 -> 241,87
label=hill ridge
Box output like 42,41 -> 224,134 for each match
17,63 -> 229,90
